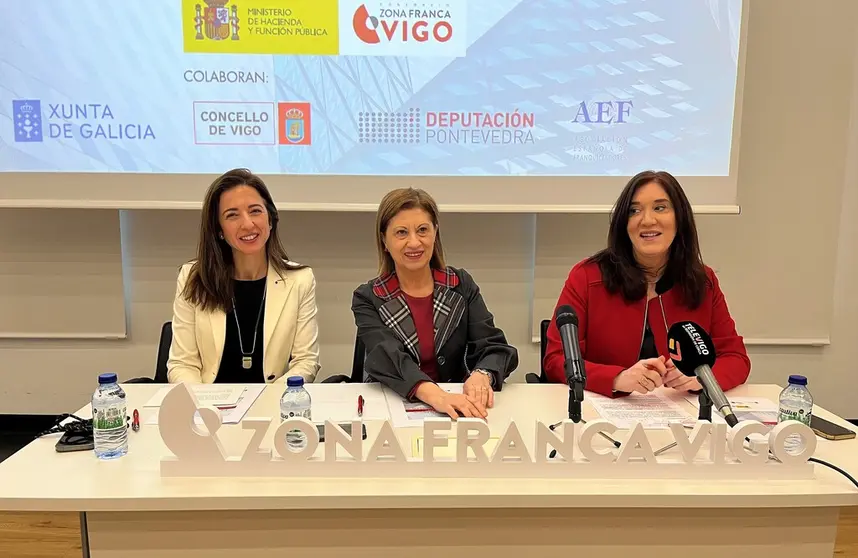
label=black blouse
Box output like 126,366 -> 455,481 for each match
216,278 -> 266,383
639,322 -> 659,360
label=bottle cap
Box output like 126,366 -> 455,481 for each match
787,374 -> 808,386
286,376 -> 304,387
98,372 -> 118,385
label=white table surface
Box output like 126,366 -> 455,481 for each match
1,383 -> 857,512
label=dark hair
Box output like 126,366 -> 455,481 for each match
182,168 -> 304,312
375,187 -> 446,276
590,170 -> 709,308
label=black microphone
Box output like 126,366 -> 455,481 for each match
555,305 -> 586,423
667,321 -> 739,427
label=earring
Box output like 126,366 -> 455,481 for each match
219,232 -> 224,239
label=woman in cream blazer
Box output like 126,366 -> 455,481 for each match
167,169 -> 321,384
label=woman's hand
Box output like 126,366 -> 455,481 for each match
463,370 -> 494,409
415,382 -> 487,420
663,358 -> 703,392
613,357 -> 668,394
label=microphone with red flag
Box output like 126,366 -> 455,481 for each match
667,321 -> 739,427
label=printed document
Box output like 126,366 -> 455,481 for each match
144,385 -> 245,408
145,385 -> 264,426
588,391 -> 694,429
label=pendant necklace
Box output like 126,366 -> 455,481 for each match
232,283 -> 266,370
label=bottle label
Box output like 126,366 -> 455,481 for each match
280,408 -> 311,421
778,407 -> 811,425
93,405 -> 126,430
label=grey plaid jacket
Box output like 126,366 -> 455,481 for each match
351,266 -> 518,398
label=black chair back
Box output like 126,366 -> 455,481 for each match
539,319 -> 550,382
351,335 -> 366,382
154,321 -> 172,383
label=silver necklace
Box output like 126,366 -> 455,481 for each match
231,283 -> 266,370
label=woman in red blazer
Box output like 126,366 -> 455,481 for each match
543,170 -> 750,396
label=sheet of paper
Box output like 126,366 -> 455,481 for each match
385,384 -> 464,428
588,391 -> 693,429
684,395 -> 779,425
143,385 -> 245,408
303,383 -> 390,423
145,385 -> 265,425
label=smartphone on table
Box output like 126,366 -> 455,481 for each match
810,415 -> 856,441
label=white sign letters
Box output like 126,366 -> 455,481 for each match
157,383 -> 816,480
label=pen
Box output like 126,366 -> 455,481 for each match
357,395 -> 364,417
132,409 -> 140,432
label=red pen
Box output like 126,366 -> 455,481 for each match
357,395 -> 364,417
132,409 -> 140,432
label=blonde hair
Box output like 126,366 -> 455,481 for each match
375,187 -> 446,276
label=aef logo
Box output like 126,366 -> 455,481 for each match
352,4 -> 453,45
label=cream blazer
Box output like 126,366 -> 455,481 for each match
166,260 -> 321,384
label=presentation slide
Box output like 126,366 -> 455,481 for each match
1,0 -> 743,177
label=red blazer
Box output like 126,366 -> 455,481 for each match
543,259 -> 750,396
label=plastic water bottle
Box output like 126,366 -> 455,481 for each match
777,374 -> 813,454
280,376 -> 312,451
92,373 -> 128,459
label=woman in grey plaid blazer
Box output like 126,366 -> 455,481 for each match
351,188 -> 519,419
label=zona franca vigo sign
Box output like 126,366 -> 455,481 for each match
158,383 -> 817,479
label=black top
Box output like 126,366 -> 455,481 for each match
639,323 -> 659,360
216,277 -> 266,383
612,321 -> 660,396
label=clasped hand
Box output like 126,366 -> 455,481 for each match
613,356 -> 702,394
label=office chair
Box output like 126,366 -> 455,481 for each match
125,321 -> 172,383
525,319 -> 551,384
320,335 -> 367,383
154,321 -> 171,382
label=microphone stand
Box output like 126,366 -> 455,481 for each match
697,390 -> 713,422
565,358 -> 586,423
568,380 -> 584,423
547,359 -> 588,459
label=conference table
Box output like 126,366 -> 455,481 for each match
0,382 -> 856,558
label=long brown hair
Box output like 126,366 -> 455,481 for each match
182,168 -> 304,312
590,170 -> 709,308
375,187 -> 446,276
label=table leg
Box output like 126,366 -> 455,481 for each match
80,511 -> 91,558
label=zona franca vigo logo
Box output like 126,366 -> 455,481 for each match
342,1 -> 465,57
351,3 -> 454,44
